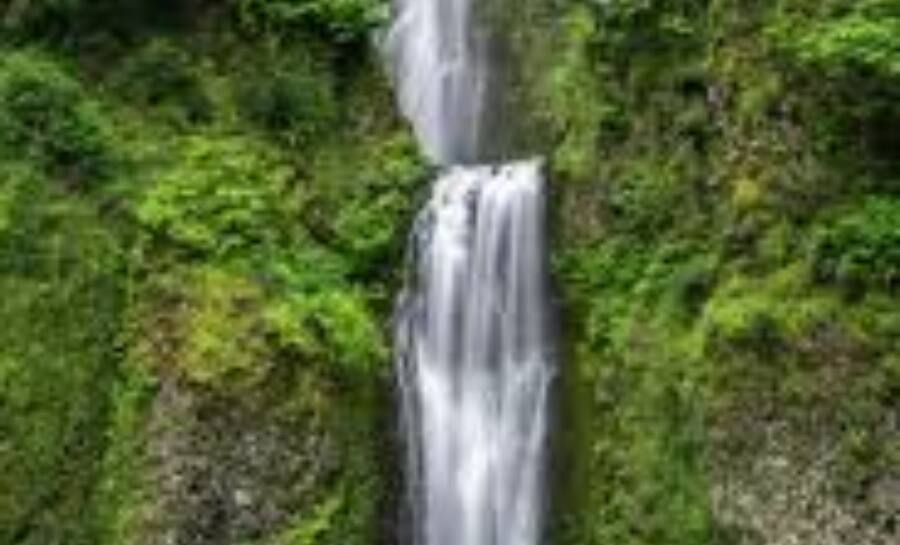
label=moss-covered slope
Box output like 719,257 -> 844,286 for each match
509,1 -> 899,543
0,2 -> 424,544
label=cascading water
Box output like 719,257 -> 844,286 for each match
384,0 -> 504,164
388,1 -> 555,545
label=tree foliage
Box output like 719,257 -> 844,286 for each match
231,0 -> 385,42
0,50 -> 110,182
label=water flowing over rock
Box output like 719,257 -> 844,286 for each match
384,0 -> 506,164
388,0 -> 555,541
395,161 -> 555,545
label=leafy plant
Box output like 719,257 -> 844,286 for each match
0,50 -> 111,183
236,54 -> 337,148
0,165 -> 123,545
766,0 -> 900,161
0,0 -> 84,40
265,289 -> 386,375
770,0 -> 900,81
232,0 -> 385,43
811,197 -> 900,295
112,38 -> 212,124
136,136 -> 293,258
326,136 -> 426,274
261,249 -> 388,376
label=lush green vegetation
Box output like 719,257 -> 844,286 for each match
507,1 -> 899,543
1,2 -> 423,544
0,51 -> 111,180
0,162 -> 122,544
1,1 -> 896,545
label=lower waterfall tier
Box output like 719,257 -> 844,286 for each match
395,159 -> 556,545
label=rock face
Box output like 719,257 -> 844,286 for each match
708,334 -> 900,545
138,376 -> 338,545
713,427 -> 899,545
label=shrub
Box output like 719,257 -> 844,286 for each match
705,298 -> 783,355
0,163 -> 33,236
0,50 -> 111,183
667,256 -> 718,319
771,0 -> 900,82
326,135 -> 426,274
0,0 -> 84,40
265,288 -> 387,375
232,0 -> 384,43
767,0 -> 900,159
261,247 -> 388,375
112,39 -> 212,124
132,254 -> 388,385
136,136 -> 293,257
701,266 -> 840,359
0,164 -> 122,544
811,197 -> 900,295
236,55 -> 337,148
607,158 -> 694,237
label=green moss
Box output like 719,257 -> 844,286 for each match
0,166 -> 124,545
130,266 -> 271,387
539,2 -> 898,543
91,361 -> 157,545
0,3 -> 416,540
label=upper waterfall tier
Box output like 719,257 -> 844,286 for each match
384,0 -> 506,164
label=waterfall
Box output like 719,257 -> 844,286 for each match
384,0 -> 504,164
388,2 -> 555,545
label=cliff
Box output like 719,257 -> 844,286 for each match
515,1 -> 899,543
0,1 -> 896,545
